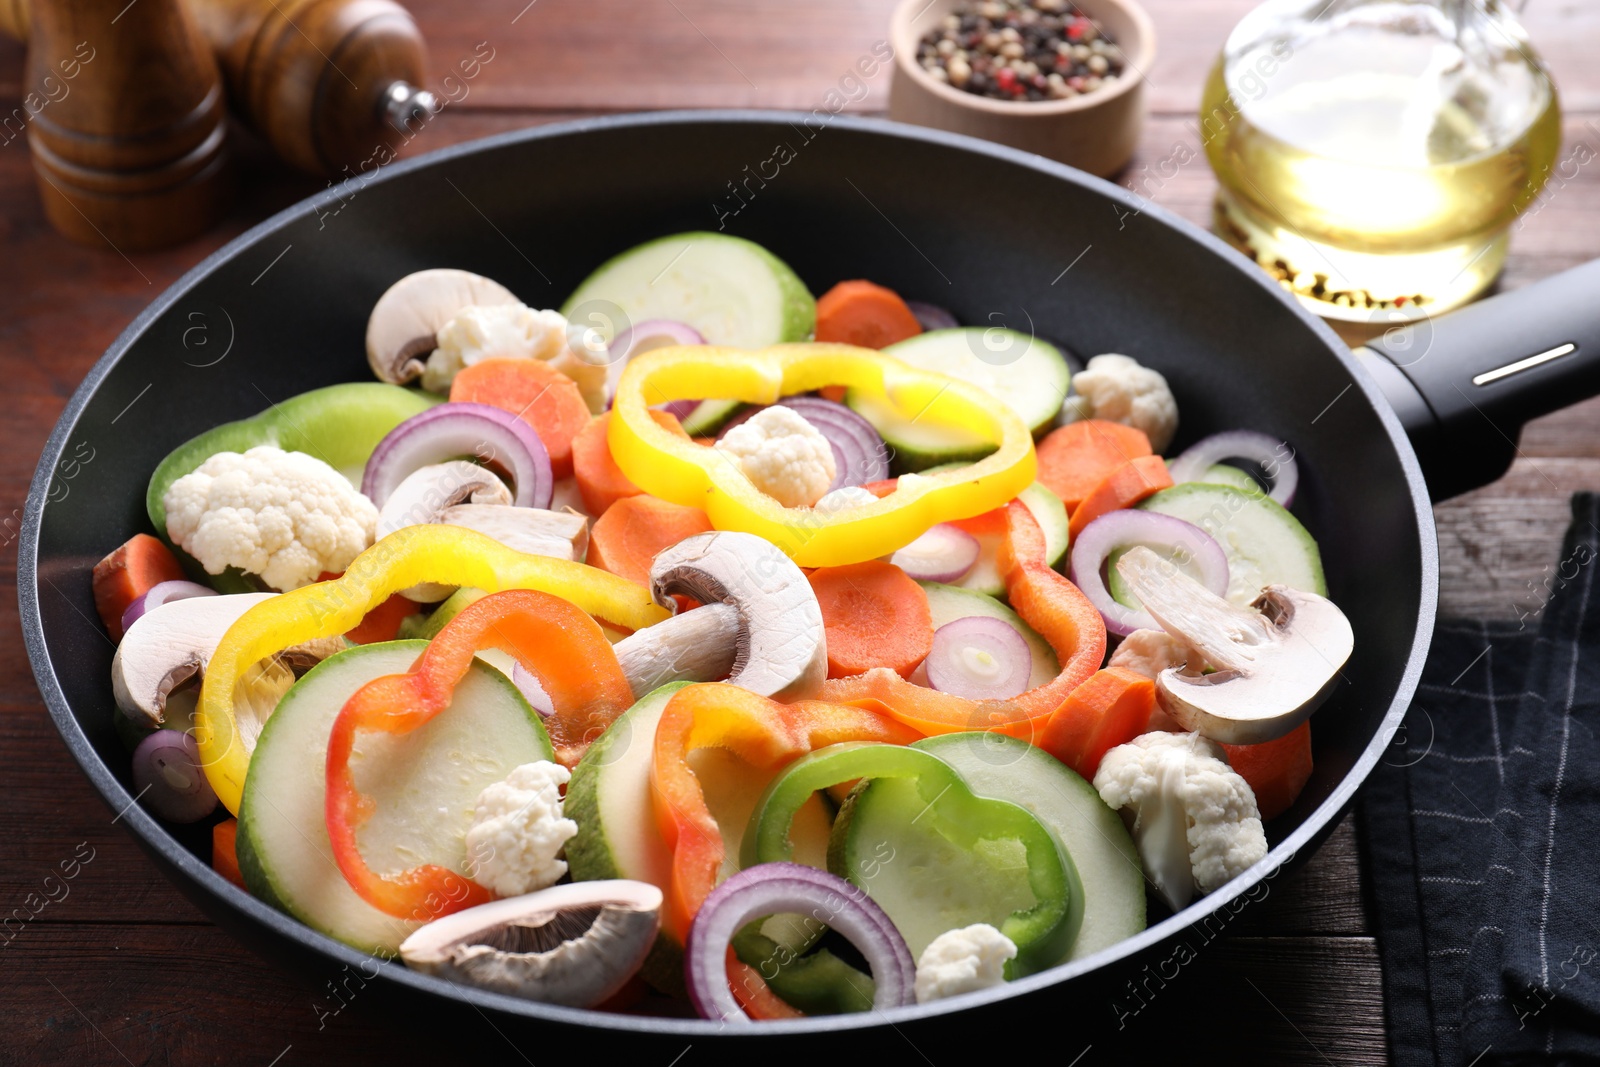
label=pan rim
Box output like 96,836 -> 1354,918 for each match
18,108 -> 1438,1036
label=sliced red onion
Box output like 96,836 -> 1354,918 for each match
362,402 -> 552,510
121,580 -> 217,635
720,398 -> 890,490
686,862 -> 915,1022
511,663 -> 555,718
131,731 -> 218,823
889,523 -> 980,583
603,320 -> 705,409
925,616 -> 1033,700
1167,430 -> 1299,508
1069,510 -> 1230,636
905,300 -> 959,331
653,399 -> 701,422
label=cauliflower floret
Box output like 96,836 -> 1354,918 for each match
914,924 -> 1017,1004
421,303 -> 569,393
1109,628 -> 1191,680
1060,353 -> 1179,452
1093,731 -> 1267,911
464,761 -> 577,898
163,445 -> 378,592
715,406 -> 837,508
814,485 -> 878,513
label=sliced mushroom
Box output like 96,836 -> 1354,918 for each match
365,269 -> 520,384
399,880 -> 662,1008
111,593 -> 343,731
441,503 -> 588,563
376,461 -> 514,540
611,531 -> 827,701
1114,545 -> 1354,745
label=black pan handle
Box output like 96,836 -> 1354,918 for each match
1356,258 -> 1600,501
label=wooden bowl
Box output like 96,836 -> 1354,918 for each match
889,0 -> 1155,177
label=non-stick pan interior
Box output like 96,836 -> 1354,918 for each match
22,112 -> 1434,1043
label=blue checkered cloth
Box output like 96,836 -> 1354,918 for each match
1361,493 -> 1600,1066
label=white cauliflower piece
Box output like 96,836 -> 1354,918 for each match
163,445 -> 378,592
1093,731 -> 1267,911
714,406 -> 837,508
1109,628 -> 1191,680
464,761 -> 577,897
814,485 -> 878,513
1060,353 -> 1179,452
548,324 -> 612,414
421,303 -> 569,393
914,924 -> 1017,1004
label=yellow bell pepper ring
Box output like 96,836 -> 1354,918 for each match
608,343 -> 1038,566
195,524 -> 671,815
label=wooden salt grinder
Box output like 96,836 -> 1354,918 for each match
188,0 -> 434,177
26,0 -> 234,250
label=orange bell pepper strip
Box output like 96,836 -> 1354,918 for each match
649,683 -> 920,944
819,499 -> 1108,739
325,589 -> 634,920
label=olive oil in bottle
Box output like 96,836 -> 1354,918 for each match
1202,0 -> 1560,328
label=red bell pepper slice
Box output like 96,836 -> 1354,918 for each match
325,588 -> 634,920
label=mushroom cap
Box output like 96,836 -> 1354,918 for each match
1115,546 -> 1353,745
365,269 -> 520,384
399,880 -> 662,1008
648,531 -> 828,701
375,461 -> 514,540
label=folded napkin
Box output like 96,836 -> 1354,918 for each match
1362,492 -> 1600,1066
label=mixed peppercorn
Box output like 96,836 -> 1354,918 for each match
917,0 -> 1126,103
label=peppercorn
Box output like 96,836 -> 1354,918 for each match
914,0 -> 1124,103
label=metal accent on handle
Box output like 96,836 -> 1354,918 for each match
382,81 -> 438,136
1471,343 -> 1577,387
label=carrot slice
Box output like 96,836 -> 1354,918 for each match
1036,420 -> 1153,512
346,593 -> 419,644
1068,454 -> 1174,538
814,280 -> 923,349
572,410 -> 689,516
1222,722 -> 1313,822
1038,667 -> 1156,780
588,495 -> 715,586
449,358 -> 591,479
92,533 -> 188,641
212,819 -> 247,891
808,560 -> 934,679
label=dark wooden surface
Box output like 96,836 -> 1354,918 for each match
2,1 -> 1597,1063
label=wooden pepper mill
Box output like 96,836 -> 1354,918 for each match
3,0 -> 435,180
26,0 -> 235,251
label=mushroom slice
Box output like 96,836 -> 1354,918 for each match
375,461 -> 514,540
111,593 -> 342,731
441,504 -> 589,563
365,269 -> 520,384
1114,545 -> 1354,745
611,531 -> 828,701
399,880 -> 662,1008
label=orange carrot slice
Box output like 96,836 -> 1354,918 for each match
1036,420 -> 1153,512
1222,722 -> 1313,822
1038,667 -> 1156,779
346,593 -> 419,644
572,410 -> 689,517
588,495 -> 714,586
814,280 -> 923,349
449,358 -> 591,480
1067,454 -> 1174,538
93,533 -> 188,640
808,560 -> 934,679
212,819 -> 247,891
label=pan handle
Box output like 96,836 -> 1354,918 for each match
1356,258 -> 1600,501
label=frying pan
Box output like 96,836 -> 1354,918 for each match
20,111 -> 1600,1053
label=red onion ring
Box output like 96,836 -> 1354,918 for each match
905,300 -> 959,331
603,320 -> 705,409
1167,430 -> 1299,507
361,402 -> 552,510
685,862 -> 916,1022
719,398 -> 890,490
121,580 -> 217,636
1069,510 -> 1230,636
889,523 -> 980,582
131,730 -> 218,823
925,616 -> 1033,700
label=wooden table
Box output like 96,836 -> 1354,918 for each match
2,2 -> 1596,1063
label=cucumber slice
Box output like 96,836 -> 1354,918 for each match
236,641 -> 552,954
913,733 -> 1145,962
828,776 -> 1042,960
920,582 -> 1058,690
1195,463 -> 1267,496
562,233 -> 815,437
849,328 -> 1070,471
1137,483 -> 1326,605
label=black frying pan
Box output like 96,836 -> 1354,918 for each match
20,112 -> 1600,1054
